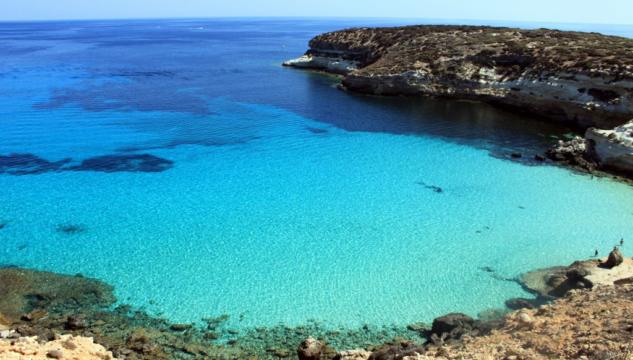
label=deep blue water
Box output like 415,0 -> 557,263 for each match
1,18 -> 633,330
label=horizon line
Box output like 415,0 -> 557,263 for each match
0,15 -> 631,27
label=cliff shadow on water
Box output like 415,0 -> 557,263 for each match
296,71 -> 575,164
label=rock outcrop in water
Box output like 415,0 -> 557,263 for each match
285,25 -> 633,130
586,119 -> 633,176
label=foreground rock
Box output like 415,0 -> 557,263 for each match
285,25 -> 633,129
418,284 -> 633,359
0,334 -> 116,359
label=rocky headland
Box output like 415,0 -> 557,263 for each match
284,25 -> 633,178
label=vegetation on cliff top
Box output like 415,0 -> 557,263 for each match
308,25 -> 633,80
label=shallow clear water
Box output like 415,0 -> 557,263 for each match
1,18 -> 633,330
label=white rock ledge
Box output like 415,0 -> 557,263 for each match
283,55 -> 358,75
586,119 -> 633,175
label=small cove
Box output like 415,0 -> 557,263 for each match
1,18 -> 633,333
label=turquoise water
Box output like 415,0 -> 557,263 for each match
1,19 -> 633,330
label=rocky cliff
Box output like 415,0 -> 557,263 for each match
285,25 -> 633,129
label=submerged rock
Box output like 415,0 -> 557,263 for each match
504,298 -> 537,310
0,152 -> 174,176
67,154 -> 174,173
0,268 -> 115,321
0,153 -> 71,176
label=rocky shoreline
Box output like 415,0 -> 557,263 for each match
3,248 -> 633,359
284,25 -> 633,179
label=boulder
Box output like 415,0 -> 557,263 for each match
603,247 -> 624,269
505,298 -> 536,310
65,315 -> 87,330
430,313 -> 474,338
297,337 -> 324,360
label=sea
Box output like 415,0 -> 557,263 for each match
1,17 -> 632,331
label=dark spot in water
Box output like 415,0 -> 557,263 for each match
66,154 -> 173,173
108,70 -> 177,78
0,153 -> 71,175
518,206 -> 526,209
56,224 -> 86,235
0,222 -> 6,230
17,244 -> 28,251
0,153 -> 173,175
416,181 -> 443,193
480,266 -> 520,284
306,127 -> 328,134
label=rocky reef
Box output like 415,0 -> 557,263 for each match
0,267 -> 425,360
285,25 -> 633,130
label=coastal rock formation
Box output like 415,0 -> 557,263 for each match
337,283 -> 633,359
545,120 -> 633,178
586,119 -> 633,176
520,254 -> 633,299
0,334 -> 117,360
285,25 -> 633,129
419,284 -> 633,359
429,314 -> 474,340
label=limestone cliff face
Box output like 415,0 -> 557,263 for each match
586,119 -> 633,175
285,25 -> 633,129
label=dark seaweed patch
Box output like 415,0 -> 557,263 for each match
0,153 -> 71,175
66,154 -> 173,173
0,153 -> 173,175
